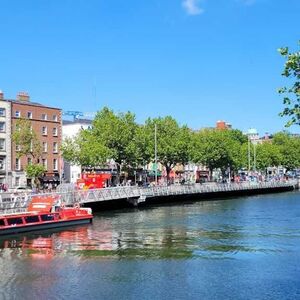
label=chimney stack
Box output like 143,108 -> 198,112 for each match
0,90 -> 3,100
216,120 -> 226,130
17,91 -> 30,101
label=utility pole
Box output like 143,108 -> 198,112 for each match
155,123 -> 158,185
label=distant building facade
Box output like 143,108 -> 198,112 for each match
0,91 -> 12,187
2,91 -> 62,188
62,119 -> 92,183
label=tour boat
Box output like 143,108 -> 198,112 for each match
0,195 -> 93,235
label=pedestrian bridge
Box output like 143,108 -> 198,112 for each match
0,180 -> 297,214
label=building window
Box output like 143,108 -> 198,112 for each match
27,157 -> 32,165
0,108 -> 5,117
0,139 -> 5,151
43,142 -> 47,153
15,177 -> 20,186
15,111 -> 21,118
53,114 -> 58,121
27,111 -> 32,119
53,159 -> 58,171
42,158 -> 47,169
0,157 -> 4,170
42,126 -> 47,135
15,158 -> 21,171
0,122 -> 5,132
52,127 -> 58,136
42,113 -> 47,120
53,142 -> 58,153
16,144 -> 21,151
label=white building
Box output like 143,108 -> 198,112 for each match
247,128 -> 259,143
62,119 -> 92,183
0,91 -> 12,187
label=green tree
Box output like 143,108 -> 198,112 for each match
191,129 -> 244,179
12,118 -> 43,188
12,118 -> 41,161
91,107 -> 146,174
25,164 -> 46,188
61,129 -> 111,167
61,107 -> 147,181
278,42 -> 300,127
255,142 -> 283,170
144,116 -> 191,182
273,132 -> 300,170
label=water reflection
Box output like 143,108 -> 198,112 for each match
1,193 -> 300,300
1,196 -> 299,260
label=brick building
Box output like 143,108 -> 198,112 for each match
216,120 -> 232,130
9,92 -> 62,188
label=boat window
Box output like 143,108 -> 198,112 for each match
7,218 -> 23,225
0,219 -> 5,226
24,215 -> 39,223
41,214 -> 54,221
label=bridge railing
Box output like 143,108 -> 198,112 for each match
0,180 -> 297,214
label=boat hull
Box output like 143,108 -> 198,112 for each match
0,217 -> 92,236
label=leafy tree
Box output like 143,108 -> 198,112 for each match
191,129 -> 244,179
144,116 -> 191,182
25,164 -> 46,188
61,129 -> 111,167
12,118 -> 43,188
273,132 -> 300,170
91,107 -> 146,174
12,118 -> 41,161
278,42 -> 300,126
62,107 -> 147,182
255,142 -> 283,170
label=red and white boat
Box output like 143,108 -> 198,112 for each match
0,195 -> 93,235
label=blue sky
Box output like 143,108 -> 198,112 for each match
0,0 -> 299,134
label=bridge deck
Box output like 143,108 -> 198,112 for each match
0,181 -> 297,214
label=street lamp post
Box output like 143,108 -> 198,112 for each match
155,123 -> 158,185
248,135 -> 251,172
253,142 -> 257,171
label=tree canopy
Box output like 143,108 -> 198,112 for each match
191,129 -> 245,177
61,129 -> 111,167
273,132 -> 300,170
12,118 -> 44,187
143,116 -> 191,180
278,41 -> 300,127
12,118 -> 41,161
61,107 -> 300,182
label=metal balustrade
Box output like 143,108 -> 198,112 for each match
0,180 -> 297,214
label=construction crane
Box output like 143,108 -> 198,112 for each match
63,111 -> 96,121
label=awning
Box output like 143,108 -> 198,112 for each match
41,176 -> 60,182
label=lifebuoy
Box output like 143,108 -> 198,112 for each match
61,203 -> 65,209
74,203 -> 80,209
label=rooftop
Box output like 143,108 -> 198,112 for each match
3,98 -> 61,110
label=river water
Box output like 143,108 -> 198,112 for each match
1,191 -> 300,300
